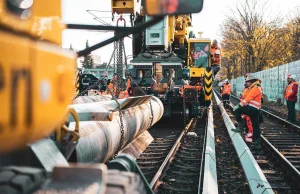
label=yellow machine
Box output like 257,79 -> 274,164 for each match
187,38 -> 213,101
0,0 -> 76,152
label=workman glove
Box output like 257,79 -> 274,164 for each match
233,104 -> 241,111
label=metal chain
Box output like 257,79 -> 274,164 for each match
114,38 -> 125,158
113,41 -> 116,73
142,29 -> 145,53
116,39 -> 123,97
101,78 -> 124,159
106,44 -> 117,71
129,77 -> 154,127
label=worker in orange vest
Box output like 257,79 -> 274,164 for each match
221,79 -> 231,107
284,74 -> 298,123
232,74 -> 263,150
210,40 -> 222,78
210,39 -> 221,55
240,73 -> 251,142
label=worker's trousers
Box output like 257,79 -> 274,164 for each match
234,106 -> 260,140
222,94 -> 230,101
211,64 -> 220,77
287,101 -> 296,122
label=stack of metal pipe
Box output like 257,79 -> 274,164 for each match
68,95 -> 164,163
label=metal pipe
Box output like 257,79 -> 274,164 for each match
72,95 -> 112,104
68,96 -> 164,163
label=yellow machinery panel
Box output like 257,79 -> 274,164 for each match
0,31 -> 76,152
168,16 -> 175,43
189,67 -> 205,78
0,0 -> 64,44
111,0 -> 141,16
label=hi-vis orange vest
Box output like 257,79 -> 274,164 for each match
119,90 -> 129,99
240,81 -> 262,109
285,81 -> 298,101
222,84 -> 231,95
241,87 -> 249,99
210,44 -> 221,54
108,83 -> 117,95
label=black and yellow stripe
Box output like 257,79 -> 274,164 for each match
75,70 -> 81,95
204,67 -> 213,101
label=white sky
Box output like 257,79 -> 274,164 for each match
62,0 -> 300,64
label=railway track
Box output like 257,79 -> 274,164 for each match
154,118 -> 205,194
137,118 -> 206,194
136,106 -> 217,194
212,100 -> 251,193
215,90 -> 300,192
137,120 -> 182,182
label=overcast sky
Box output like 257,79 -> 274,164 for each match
62,0 -> 300,64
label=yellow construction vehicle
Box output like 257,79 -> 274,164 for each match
0,0 -> 205,193
130,12 -> 213,121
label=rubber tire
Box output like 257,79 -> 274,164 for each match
0,166 -> 47,194
105,170 -> 147,194
0,168 -> 146,194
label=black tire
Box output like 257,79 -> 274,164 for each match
0,168 -> 146,194
105,170 -> 147,194
0,166 -> 47,194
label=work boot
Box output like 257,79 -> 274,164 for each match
231,122 -> 245,133
252,138 -> 262,151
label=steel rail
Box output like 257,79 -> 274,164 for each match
201,104 -> 218,194
214,89 -> 300,188
149,118 -> 195,190
214,90 -> 274,193
198,117 -> 207,194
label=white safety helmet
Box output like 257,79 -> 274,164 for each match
244,73 -> 251,79
288,74 -> 296,80
184,80 -> 190,85
245,74 -> 258,82
215,50 -> 221,55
